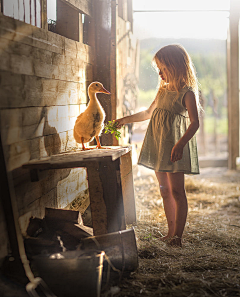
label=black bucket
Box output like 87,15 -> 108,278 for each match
81,228 -> 138,272
32,250 -> 104,297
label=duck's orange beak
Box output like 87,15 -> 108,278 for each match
99,86 -> 111,94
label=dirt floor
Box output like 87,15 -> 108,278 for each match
1,165 -> 240,297
108,165 -> 240,297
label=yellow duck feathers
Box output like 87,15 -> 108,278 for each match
74,82 -> 111,148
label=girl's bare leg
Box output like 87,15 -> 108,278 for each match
155,172 -> 176,240
167,172 -> 188,247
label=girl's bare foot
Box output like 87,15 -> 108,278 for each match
160,234 -> 173,241
168,237 -> 182,247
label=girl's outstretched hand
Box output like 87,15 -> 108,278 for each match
115,118 -> 125,129
171,143 -> 184,162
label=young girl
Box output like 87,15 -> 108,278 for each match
116,44 -> 200,247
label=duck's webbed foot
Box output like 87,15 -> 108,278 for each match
95,136 -> 103,149
95,136 -> 111,149
81,138 -> 91,151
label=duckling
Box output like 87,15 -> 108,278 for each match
74,82 -> 111,150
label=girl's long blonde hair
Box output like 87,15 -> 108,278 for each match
153,44 -> 201,112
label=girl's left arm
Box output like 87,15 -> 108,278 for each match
171,91 -> 199,163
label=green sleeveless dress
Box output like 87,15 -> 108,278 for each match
138,87 -> 199,174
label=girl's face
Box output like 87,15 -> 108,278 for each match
156,60 -> 169,83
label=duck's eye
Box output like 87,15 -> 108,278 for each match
96,84 -> 98,87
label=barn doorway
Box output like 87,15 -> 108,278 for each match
131,0 -> 235,168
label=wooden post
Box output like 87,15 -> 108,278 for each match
111,0 -> 118,146
86,162 -> 108,235
228,0 -> 240,169
93,0 -> 117,146
86,160 -> 126,235
41,0 -> 48,30
120,151 -> 136,224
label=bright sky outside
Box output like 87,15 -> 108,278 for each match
47,0 -> 230,40
132,0 -> 230,40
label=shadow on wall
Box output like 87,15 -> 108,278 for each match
9,106 -> 72,218
40,105 -> 62,157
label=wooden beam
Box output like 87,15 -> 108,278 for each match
92,0 -> 118,146
41,0 -> 47,30
93,0 -> 113,146
63,0 -> 92,17
111,0 -> 118,145
120,151 -> 136,224
228,0 -> 240,169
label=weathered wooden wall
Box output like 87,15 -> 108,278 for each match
0,0 -> 139,265
0,1 -> 93,262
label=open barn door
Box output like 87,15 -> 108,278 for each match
227,0 -> 240,169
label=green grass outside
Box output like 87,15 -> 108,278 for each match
202,116 -> 228,135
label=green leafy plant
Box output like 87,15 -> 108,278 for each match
104,120 -> 121,140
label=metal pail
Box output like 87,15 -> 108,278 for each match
81,228 -> 138,272
32,250 -> 104,297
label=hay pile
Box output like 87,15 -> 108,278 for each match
113,167 -> 240,297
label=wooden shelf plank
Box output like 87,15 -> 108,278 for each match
22,146 -> 131,170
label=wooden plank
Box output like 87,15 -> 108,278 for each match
67,192 -> 90,214
0,38 -> 32,57
0,105 -> 81,146
110,0 -> 118,146
64,0 -> 92,17
45,208 -> 83,224
93,0 -> 113,146
0,71 -> 39,109
86,158 -> 126,235
97,158 -> 126,233
0,72 -> 88,108
22,146 -> 131,170
0,51 -> 93,82
0,14 -> 94,59
32,25 -> 49,41
228,0 -> 240,169
4,140 -> 31,172
15,166 -> 87,214
0,20 -> 16,45
41,0 -> 48,30
10,53 -> 34,76
56,168 -> 88,208
62,222 -> 93,238
3,129 -> 81,171
86,162 -> 108,235
12,19 -> 34,46
47,30 -> 65,51
23,167 -> 88,215
120,150 -> 136,224
38,188 -> 58,215
127,0 -> 133,31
